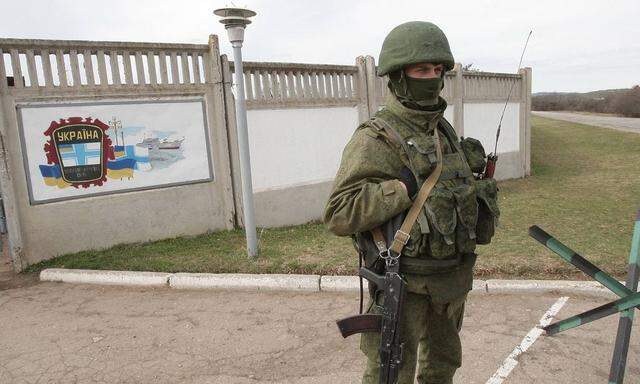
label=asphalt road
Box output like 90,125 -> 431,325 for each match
1,281 -> 638,383
533,111 -> 640,134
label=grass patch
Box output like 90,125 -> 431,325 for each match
26,116 -> 640,279
475,115 -> 640,279
25,223 -> 356,276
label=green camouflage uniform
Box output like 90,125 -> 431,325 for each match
324,21 -> 498,384
324,94 -> 474,383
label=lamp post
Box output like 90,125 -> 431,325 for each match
214,7 -> 259,257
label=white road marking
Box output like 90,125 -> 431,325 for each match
485,296 -> 569,384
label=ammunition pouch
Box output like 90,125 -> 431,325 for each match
356,113 -> 499,281
460,137 -> 487,174
354,210 -> 467,284
474,178 -> 500,244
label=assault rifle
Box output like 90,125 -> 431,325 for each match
337,265 -> 407,384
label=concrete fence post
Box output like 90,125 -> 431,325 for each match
207,35 -> 237,230
0,91 -> 25,271
519,67 -> 532,176
355,56 -> 370,123
364,56 -> 378,116
0,47 -> 25,270
220,54 -> 243,228
453,63 -> 465,137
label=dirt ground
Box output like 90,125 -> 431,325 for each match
1,279 -> 639,384
0,235 -> 39,292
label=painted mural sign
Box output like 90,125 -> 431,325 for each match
42,117 -> 112,188
19,98 -> 213,204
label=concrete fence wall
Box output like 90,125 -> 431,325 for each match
223,59 -> 363,227
0,36 -> 531,270
223,56 -> 531,227
0,36 -> 237,270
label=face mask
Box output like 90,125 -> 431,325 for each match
388,70 -> 444,108
405,76 -> 443,107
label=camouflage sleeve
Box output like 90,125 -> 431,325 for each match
323,128 -> 412,236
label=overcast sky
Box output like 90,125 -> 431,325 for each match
1,0 -> 638,93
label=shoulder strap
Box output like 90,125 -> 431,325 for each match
369,117 -> 410,154
438,117 -> 462,153
370,116 -> 418,173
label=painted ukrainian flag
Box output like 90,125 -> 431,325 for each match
106,143 -> 151,179
114,145 -> 126,158
39,164 -> 70,188
107,158 -> 136,179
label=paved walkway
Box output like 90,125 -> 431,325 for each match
533,111 -> 640,134
1,281 -> 638,383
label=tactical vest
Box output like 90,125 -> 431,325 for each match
366,108 -> 479,270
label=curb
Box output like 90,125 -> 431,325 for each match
485,279 -> 614,296
39,268 -> 627,297
39,268 -> 171,287
320,277 -> 490,294
169,273 -> 320,291
320,276 -> 361,292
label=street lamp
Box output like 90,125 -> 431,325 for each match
214,7 -> 259,258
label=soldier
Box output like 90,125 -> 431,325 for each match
324,21 -> 499,384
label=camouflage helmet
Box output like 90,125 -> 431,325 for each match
378,21 -> 455,77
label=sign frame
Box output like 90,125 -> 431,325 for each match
16,97 -> 215,205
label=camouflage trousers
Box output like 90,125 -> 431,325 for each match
360,291 -> 466,384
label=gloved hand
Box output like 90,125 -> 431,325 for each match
398,167 -> 418,197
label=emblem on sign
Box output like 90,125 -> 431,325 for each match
43,117 -> 114,188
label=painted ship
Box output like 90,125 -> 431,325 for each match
158,137 -> 185,150
137,136 -> 184,150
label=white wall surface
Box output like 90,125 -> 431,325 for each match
444,106 -> 454,125
246,103 -> 518,192
463,103 -> 520,154
247,107 -> 359,191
